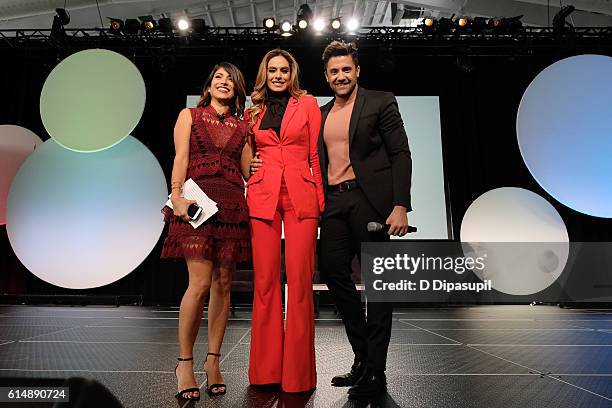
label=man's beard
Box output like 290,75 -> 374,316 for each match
334,81 -> 355,97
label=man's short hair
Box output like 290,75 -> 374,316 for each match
322,41 -> 359,69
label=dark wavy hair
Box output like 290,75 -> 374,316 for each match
322,40 -> 359,69
197,62 -> 246,118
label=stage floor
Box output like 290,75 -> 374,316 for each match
0,304 -> 611,407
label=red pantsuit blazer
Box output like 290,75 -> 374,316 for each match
247,95 -> 325,220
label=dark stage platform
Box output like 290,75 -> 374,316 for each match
0,305 -> 611,407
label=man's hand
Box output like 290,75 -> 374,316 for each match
249,152 -> 263,176
385,205 -> 408,236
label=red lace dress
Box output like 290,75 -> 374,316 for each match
161,106 -> 251,263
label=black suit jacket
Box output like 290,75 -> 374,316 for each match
318,86 -> 412,218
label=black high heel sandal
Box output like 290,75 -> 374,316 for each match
204,352 -> 227,397
174,357 -> 201,401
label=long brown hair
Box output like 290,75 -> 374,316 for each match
197,62 -> 246,118
247,49 -> 306,145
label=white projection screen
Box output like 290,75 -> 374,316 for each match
186,95 -> 449,239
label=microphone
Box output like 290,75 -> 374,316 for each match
367,222 -> 417,234
218,113 -> 225,122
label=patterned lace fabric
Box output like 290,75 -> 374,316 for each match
161,106 -> 251,263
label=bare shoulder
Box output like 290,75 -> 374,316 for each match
177,107 -> 193,124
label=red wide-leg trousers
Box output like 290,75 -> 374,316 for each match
248,181 -> 317,392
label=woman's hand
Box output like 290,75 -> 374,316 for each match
250,151 -> 263,175
172,196 -> 197,222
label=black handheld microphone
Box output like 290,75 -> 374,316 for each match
367,222 -> 417,233
218,113 -> 225,122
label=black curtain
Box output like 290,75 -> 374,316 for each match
1,38 -> 611,304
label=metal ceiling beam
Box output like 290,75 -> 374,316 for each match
227,0 -> 237,26
374,1 -> 390,25
332,0 -> 342,17
352,0 -> 361,17
460,0 -> 612,27
250,0 -> 259,25
515,0 -> 612,15
394,0 -> 612,25
272,0 -> 278,22
362,1 -> 377,26
394,0 -> 465,13
206,3 -> 216,26
2,0 -> 611,29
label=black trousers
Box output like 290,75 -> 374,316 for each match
319,186 -> 393,371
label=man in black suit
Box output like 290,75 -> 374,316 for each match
318,41 -> 412,400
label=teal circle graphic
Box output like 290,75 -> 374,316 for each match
40,49 -> 146,152
6,136 -> 166,289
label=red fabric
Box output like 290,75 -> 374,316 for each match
246,95 -> 325,220
248,182 -> 317,392
161,106 -> 251,263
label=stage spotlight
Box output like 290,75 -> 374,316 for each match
456,16 -> 471,30
280,20 -> 293,36
331,18 -> 342,31
438,17 -> 454,34
297,4 -> 313,30
108,18 -> 123,35
177,18 -> 190,31
471,16 -> 487,32
506,15 -> 524,32
421,17 -> 437,33
139,15 -> 156,32
313,18 -> 326,32
124,18 -> 140,34
51,8 -> 70,39
263,17 -> 276,31
424,17 -> 435,27
553,5 -> 575,32
346,18 -> 359,32
488,15 -> 523,33
158,17 -> 173,34
488,17 -> 503,30
55,8 -> 70,25
191,18 -> 207,34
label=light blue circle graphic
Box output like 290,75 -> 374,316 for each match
517,54 -> 612,218
6,136 -> 167,289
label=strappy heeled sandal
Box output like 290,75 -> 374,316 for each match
174,357 -> 201,401
204,352 -> 227,397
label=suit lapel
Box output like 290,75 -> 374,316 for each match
319,98 -> 334,151
280,97 -> 298,141
348,86 -> 365,148
318,99 -> 334,186
254,105 -> 273,142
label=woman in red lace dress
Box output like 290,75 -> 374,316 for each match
161,62 -> 250,401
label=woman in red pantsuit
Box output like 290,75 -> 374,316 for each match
243,49 -> 325,393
